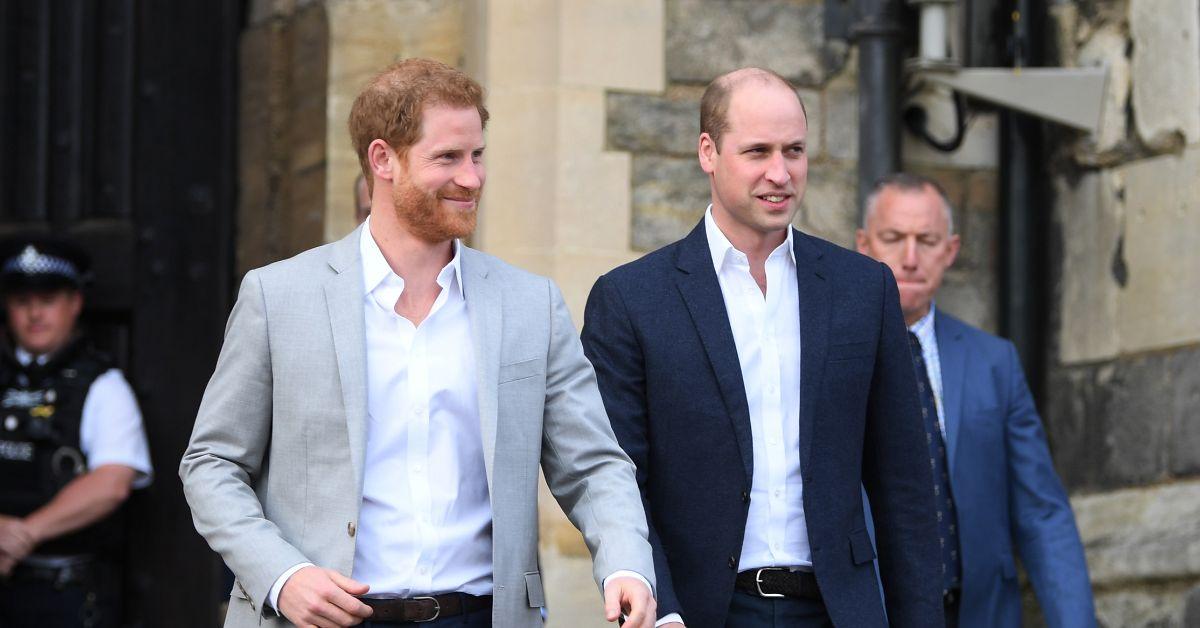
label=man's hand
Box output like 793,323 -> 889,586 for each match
604,576 -> 657,628
0,516 -> 35,575
660,624 -> 685,628
277,566 -> 373,628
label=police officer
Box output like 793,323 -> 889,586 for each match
0,236 -> 152,627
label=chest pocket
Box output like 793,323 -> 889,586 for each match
499,358 -> 544,385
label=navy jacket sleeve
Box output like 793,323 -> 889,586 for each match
581,273 -> 682,621
1002,341 -> 1097,627
861,263 -> 945,626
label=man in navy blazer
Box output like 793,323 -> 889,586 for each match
856,172 -> 1096,627
581,68 -> 943,627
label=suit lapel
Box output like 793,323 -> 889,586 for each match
793,231 -> 829,478
324,226 -> 369,498
460,246 -> 500,494
935,313 -> 966,473
674,222 -> 754,483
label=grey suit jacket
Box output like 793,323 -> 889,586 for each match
180,225 -> 654,627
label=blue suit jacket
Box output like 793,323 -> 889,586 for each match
581,222 -> 943,628
935,312 -> 1096,627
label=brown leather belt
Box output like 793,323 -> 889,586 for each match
734,567 -> 821,601
358,593 -> 492,623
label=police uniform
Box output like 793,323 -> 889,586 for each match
0,239 -> 152,628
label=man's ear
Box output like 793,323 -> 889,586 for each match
855,229 -> 869,255
944,233 -> 962,268
698,133 -> 718,174
67,290 -> 83,319
367,139 -> 397,182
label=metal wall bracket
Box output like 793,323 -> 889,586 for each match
911,64 -> 1108,134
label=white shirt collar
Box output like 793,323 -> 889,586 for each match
14,347 -> 47,366
703,205 -> 796,274
908,303 -> 937,337
359,216 -> 464,299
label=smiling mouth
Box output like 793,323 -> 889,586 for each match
757,194 -> 791,204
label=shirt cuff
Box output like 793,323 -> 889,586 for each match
657,613 -> 684,627
602,570 -> 653,597
268,562 -> 314,612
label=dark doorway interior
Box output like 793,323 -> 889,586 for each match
1,1 -> 244,625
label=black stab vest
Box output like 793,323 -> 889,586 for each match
0,338 -> 124,557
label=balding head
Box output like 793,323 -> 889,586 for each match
700,67 -> 807,153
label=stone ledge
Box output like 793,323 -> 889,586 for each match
1072,479 -> 1200,586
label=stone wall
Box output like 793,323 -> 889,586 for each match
606,0 -> 1002,332
239,0 -> 329,275
1045,0 -> 1200,625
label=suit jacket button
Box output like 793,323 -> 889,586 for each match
728,556 -> 737,569
347,522 -> 356,537
741,491 -> 749,503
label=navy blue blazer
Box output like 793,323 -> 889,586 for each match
934,312 -> 1096,627
581,221 -> 943,627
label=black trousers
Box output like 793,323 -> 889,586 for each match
0,561 -> 119,628
725,590 -> 833,628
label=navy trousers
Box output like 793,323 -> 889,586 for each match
725,591 -> 833,628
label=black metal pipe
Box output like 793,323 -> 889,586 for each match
997,0 -> 1048,398
852,0 -> 905,219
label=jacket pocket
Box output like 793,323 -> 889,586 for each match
499,357 -> 544,384
849,527 -> 877,565
524,571 -> 546,608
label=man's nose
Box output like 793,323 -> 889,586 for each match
455,161 -> 484,190
902,238 -> 919,268
764,152 -> 790,186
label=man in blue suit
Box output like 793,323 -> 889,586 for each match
856,172 -> 1097,627
581,68 -> 943,628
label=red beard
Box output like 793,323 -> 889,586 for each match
392,177 -> 479,243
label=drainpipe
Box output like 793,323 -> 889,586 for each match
852,0 -> 905,220
997,0 -> 1048,397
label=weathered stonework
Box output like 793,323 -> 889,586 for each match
1115,146 -> 1200,353
1129,0 -> 1200,149
606,91 -> 700,157
1056,170 -> 1123,364
238,2 -> 329,275
1046,345 -> 1200,490
1062,480 -> 1200,626
665,0 -> 844,88
797,162 -> 857,249
630,155 -> 708,252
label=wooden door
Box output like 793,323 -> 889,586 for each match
0,1 -> 243,625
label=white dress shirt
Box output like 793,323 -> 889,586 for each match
704,208 -> 810,572
352,220 -> 493,596
908,305 -> 946,438
656,210 -> 810,627
14,349 -> 153,488
269,221 -> 492,609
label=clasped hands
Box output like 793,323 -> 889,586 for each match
277,567 -> 659,628
0,514 -> 37,576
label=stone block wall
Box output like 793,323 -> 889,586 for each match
238,0 -> 329,275
1045,0 -> 1200,624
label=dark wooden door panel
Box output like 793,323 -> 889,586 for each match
1,1 -> 243,625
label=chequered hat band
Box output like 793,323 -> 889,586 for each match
2,245 -> 81,282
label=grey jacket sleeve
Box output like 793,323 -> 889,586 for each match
179,270 -> 309,611
538,279 -> 657,592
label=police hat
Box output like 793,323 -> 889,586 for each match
0,236 -> 91,294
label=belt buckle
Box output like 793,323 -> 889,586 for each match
754,567 -> 786,599
412,596 -> 441,622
